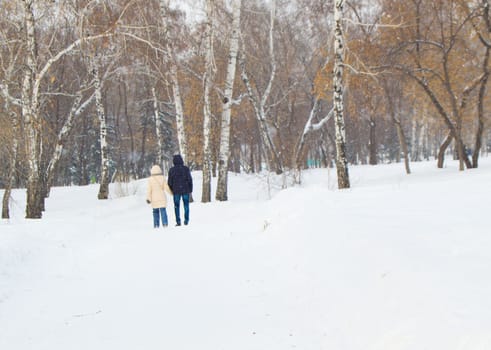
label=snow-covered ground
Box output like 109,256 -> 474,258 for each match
1,159 -> 491,350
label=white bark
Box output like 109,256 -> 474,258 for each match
333,0 -> 350,189
22,0 -> 43,218
294,99 -> 334,169
45,91 -> 95,193
152,86 -> 164,167
158,0 -> 188,163
171,68 -> 188,162
418,122 -> 426,161
411,118 -> 418,161
216,0 -> 241,201
201,0 -> 215,203
13,0 -> 118,217
239,0 -> 282,174
2,108 -> 19,219
92,58 -> 110,200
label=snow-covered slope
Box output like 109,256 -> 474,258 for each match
1,159 -> 490,349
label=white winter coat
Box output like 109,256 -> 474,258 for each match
146,165 -> 173,209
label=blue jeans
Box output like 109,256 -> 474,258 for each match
173,194 -> 189,225
152,207 -> 168,228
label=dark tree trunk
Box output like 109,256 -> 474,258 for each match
368,118 -> 377,165
437,132 -> 453,168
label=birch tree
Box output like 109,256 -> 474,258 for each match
201,0 -> 216,203
158,0 -> 188,163
44,88 -> 95,197
1,108 -> 19,219
294,98 -> 333,169
0,0 -> 124,217
333,0 -> 350,188
90,55 -> 111,200
152,85 -> 165,167
382,78 -> 411,174
240,0 -> 283,175
20,0 -> 43,218
0,11 -> 22,219
216,0 -> 241,201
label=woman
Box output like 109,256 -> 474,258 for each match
146,165 -> 173,228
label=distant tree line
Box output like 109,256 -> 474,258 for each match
1,0 -> 490,218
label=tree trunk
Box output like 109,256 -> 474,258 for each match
333,0 -> 350,189
2,112 -> 19,219
395,121 -> 411,174
158,0 -> 188,162
368,117 -> 377,165
45,91 -> 94,196
383,80 -> 411,174
239,0 -> 282,175
152,86 -> 164,167
22,0 -> 43,218
92,58 -> 110,200
216,0 -> 241,201
121,80 -> 136,178
437,131 -> 453,168
473,46 -> 489,168
411,119 -> 419,161
417,121 -> 426,161
201,0 -> 215,203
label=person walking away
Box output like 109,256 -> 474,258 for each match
168,154 -> 193,226
146,165 -> 173,228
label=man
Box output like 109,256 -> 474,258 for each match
167,154 -> 193,226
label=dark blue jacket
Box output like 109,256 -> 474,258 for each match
168,155 -> 193,195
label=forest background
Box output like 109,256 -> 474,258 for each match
1,0 -> 490,218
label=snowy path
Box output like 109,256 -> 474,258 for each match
1,160 -> 491,349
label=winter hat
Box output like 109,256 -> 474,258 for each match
173,154 -> 184,166
150,165 -> 162,175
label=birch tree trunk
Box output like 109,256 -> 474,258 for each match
45,91 -> 95,195
2,111 -> 19,219
216,0 -> 241,202
293,100 -> 333,170
201,0 -> 215,203
383,81 -> 411,174
239,0 -> 283,175
1,43 -> 21,218
417,121 -> 426,161
333,0 -> 350,189
92,58 -> 110,200
171,68 -> 188,162
473,47 -> 489,168
152,86 -> 164,167
22,0 -> 43,218
368,116 -> 377,165
411,119 -> 418,161
158,0 -> 188,162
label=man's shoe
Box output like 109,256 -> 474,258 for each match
184,221 -> 188,225
176,223 -> 181,226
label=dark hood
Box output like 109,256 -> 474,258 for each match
173,154 -> 184,166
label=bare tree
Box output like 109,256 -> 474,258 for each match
333,0 -> 350,188
382,78 -> 411,174
91,55 -> 111,200
201,0 -> 216,203
216,0 -> 241,201
240,0 -> 283,175
158,0 -> 188,163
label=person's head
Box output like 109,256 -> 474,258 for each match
150,164 -> 162,175
173,154 -> 184,166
